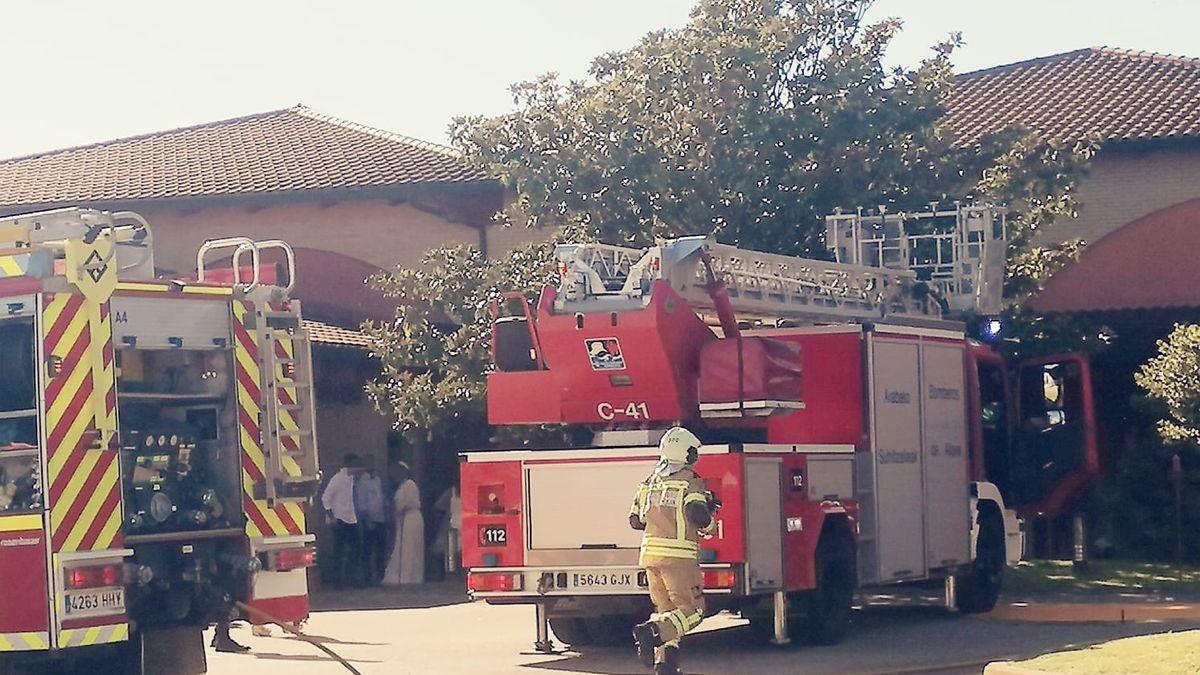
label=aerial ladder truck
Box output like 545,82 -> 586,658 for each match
460,204 -> 1099,649
0,208 -> 320,674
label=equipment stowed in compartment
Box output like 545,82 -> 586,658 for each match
122,427 -> 232,534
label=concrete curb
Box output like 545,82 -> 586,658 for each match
978,601 -> 1200,623
983,663 -> 1056,675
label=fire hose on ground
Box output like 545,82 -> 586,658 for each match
234,601 -> 363,675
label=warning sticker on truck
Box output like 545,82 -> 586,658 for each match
586,338 -> 626,371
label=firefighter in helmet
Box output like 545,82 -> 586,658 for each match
629,426 -> 720,675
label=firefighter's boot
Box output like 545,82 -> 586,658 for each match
633,621 -> 662,668
655,645 -> 682,675
212,623 -> 251,653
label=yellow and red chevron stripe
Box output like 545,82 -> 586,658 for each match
0,631 -> 49,652
271,307 -> 305,459
41,293 -> 122,554
0,253 -> 31,278
58,623 -> 127,648
233,301 -> 305,538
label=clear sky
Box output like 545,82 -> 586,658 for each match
0,0 -> 1188,159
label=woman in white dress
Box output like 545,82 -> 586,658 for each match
383,462 -> 425,585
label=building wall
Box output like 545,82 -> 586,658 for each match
314,399 -> 393,471
485,222 -> 551,256
136,198 -> 482,273
1038,144 -> 1200,246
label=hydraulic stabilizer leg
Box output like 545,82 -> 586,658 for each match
772,591 -> 791,646
534,602 -> 555,653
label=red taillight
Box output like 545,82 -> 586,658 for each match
268,547 -> 315,571
67,568 -> 88,589
702,569 -> 737,589
478,484 -> 505,514
66,565 -> 123,589
46,355 -> 64,378
467,572 -> 523,592
102,565 -> 121,586
282,362 -> 297,379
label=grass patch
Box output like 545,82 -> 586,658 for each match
1004,560 -> 1200,596
1017,630 -> 1200,673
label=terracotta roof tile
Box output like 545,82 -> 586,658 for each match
944,47 -> 1200,145
304,319 -> 373,350
0,105 -> 487,207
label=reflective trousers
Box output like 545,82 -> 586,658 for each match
644,555 -> 705,663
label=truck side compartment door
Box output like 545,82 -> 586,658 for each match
0,308 -> 53,647
1011,355 -> 1100,515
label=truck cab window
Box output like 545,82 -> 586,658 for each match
977,362 -> 1011,495
0,320 -> 36,415
1021,363 -> 1075,430
0,318 -> 42,514
1011,360 -> 1088,507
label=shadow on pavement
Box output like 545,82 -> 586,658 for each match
518,602 -> 1200,675
311,579 -> 469,612
223,650 -> 384,667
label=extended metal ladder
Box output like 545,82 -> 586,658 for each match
554,203 -> 1006,323
197,237 -> 321,503
255,297 -> 321,503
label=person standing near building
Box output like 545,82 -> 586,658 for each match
383,461 -> 425,585
629,427 -> 720,675
356,455 -> 388,585
321,453 -> 362,588
429,483 -> 462,579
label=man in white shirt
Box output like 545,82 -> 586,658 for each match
321,453 -> 361,587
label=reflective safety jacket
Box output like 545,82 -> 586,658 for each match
629,466 -> 714,564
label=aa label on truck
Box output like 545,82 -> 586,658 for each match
64,587 -> 125,618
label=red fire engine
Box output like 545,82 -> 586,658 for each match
462,204 -> 1099,649
0,209 -> 320,673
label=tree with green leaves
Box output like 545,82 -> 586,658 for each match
1137,323 -> 1200,448
367,0 -> 1097,448
363,228 -> 591,448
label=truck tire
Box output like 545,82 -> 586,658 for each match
955,509 -> 1005,614
549,617 -> 588,646
88,638 -> 146,675
580,614 -> 640,646
792,533 -> 856,645
551,612 -> 646,647
744,531 -> 856,645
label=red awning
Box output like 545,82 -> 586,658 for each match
1032,198 -> 1200,313
249,247 -> 397,325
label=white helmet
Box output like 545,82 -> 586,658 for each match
658,427 -> 701,465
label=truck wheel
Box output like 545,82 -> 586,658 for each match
955,509 -> 1005,614
579,616 -> 633,646
88,637 -> 146,675
551,612 -> 646,647
792,533 -> 855,645
548,617 -> 588,646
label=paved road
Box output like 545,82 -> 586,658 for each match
206,589 -> 1200,675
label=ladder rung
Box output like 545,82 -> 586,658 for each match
269,330 -> 309,341
278,428 -> 313,437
